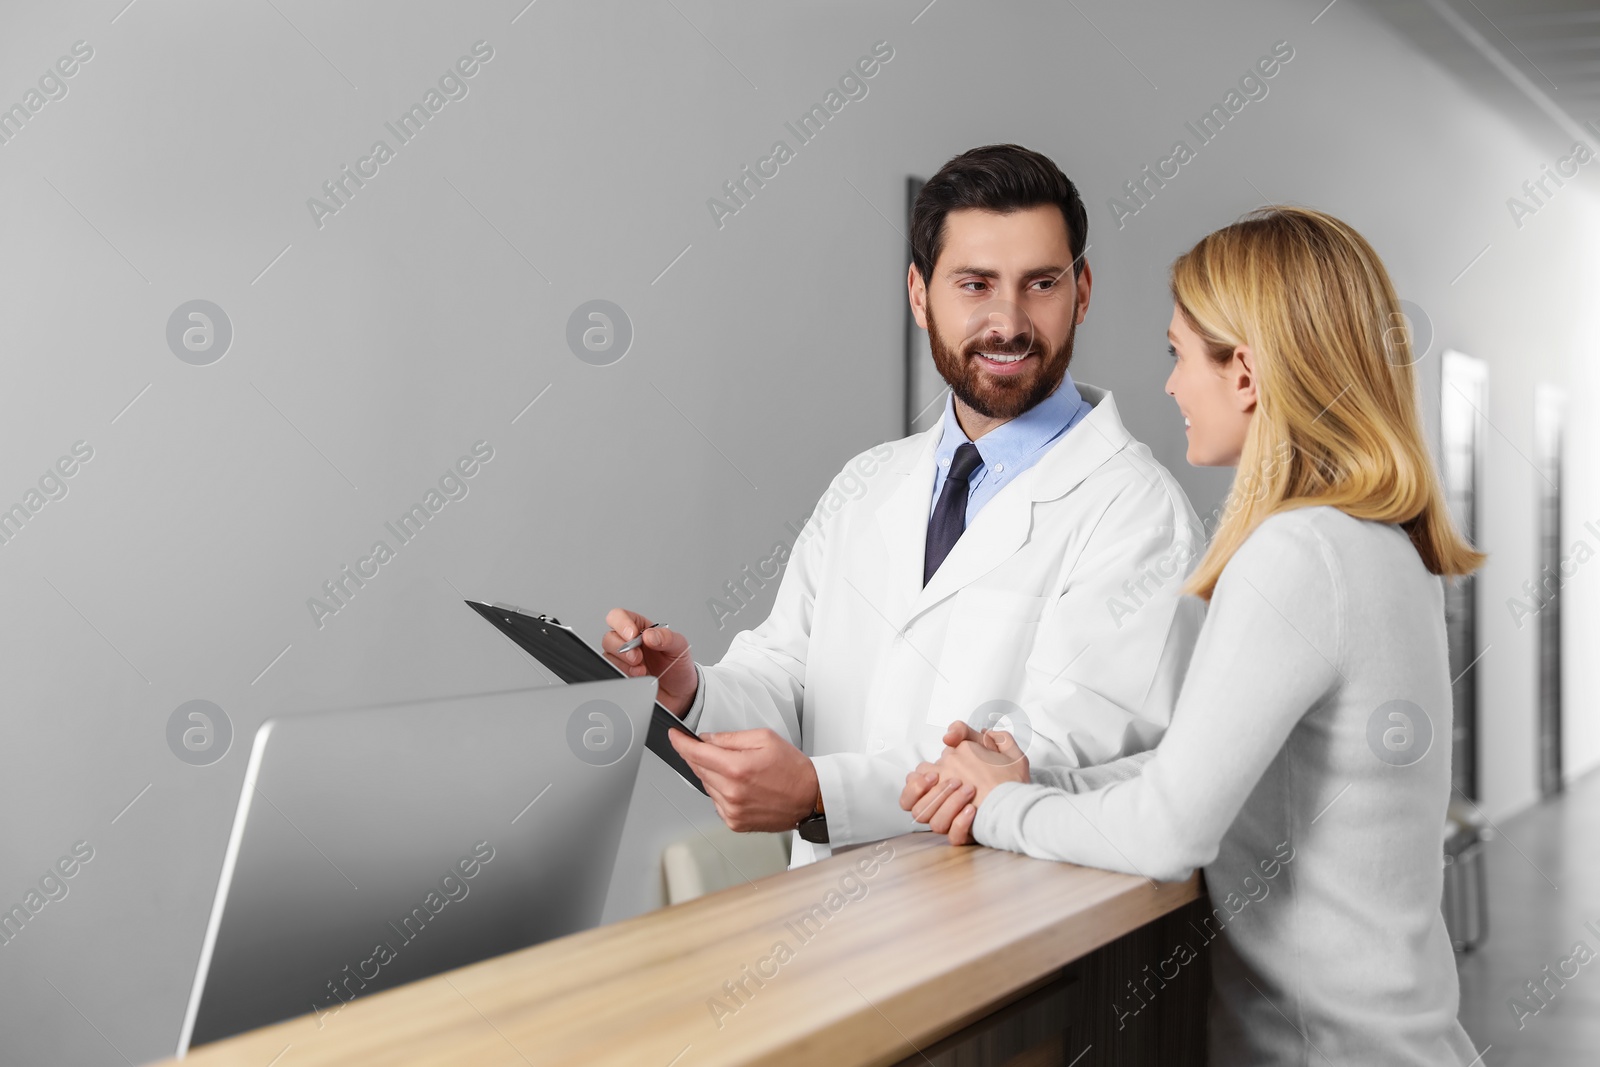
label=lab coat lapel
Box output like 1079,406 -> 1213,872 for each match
870,428 -> 940,632
1019,384 -> 1131,506
903,384 -> 1131,623
912,483 -> 1033,616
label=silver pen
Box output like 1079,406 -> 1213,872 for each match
615,622 -> 668,654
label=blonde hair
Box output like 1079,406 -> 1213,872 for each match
1171,206 -> 1484,599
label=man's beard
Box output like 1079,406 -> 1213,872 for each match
927,307 -> 1076,422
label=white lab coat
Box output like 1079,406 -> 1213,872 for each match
682,383 -> 1206,865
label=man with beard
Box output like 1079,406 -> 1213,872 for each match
605,144 -> 1204,865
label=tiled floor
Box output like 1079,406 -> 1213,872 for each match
1456,768 -> 1600,1066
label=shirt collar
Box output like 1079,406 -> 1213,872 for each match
933,371 -> 1088,477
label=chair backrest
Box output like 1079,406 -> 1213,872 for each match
661,826 -> 791,904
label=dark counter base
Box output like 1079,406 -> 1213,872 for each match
894,895 -> 1213,1067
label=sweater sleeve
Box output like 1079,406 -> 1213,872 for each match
1029,749 -> 1154,793
974,513 -> 1345,882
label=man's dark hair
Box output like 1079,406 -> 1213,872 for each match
910,144 -> 1088,285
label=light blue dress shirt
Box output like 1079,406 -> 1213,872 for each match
929,373 -> 1092,523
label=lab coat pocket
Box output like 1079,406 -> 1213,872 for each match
925,588 -> 1048,727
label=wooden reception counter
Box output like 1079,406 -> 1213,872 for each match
154,834 -> 1210,1067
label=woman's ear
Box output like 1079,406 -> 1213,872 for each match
1232,345 -> 1258,414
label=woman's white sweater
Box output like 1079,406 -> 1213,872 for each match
975,506 -> 1480,1066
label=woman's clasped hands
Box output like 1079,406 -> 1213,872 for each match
899,721 -> 1031,845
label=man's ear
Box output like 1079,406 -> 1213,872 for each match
1072,260 -> 1092,326
908,262 -> 929,330
1232,345 -> 1258,414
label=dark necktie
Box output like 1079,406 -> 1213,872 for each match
924,442 -> 984,586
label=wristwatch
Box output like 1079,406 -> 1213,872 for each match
797,791 -> 829,844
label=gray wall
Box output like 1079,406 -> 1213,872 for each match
1,1 -> 1596,1062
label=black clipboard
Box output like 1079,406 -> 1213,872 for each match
464,601 -> 707,795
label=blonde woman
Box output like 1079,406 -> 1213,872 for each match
901,207 -> 1484,1065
